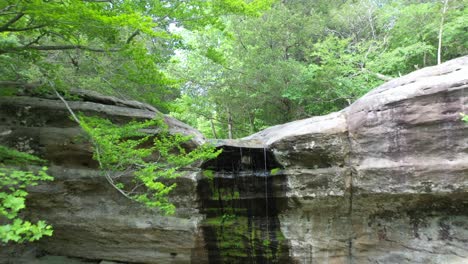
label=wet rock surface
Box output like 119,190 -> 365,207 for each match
0,56 -> 467,263
199,147 -> 292,264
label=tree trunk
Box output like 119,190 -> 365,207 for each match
210,119 -> 218,139
248,112 -> 256,134
437,0 -> 449,65
423,51 -> 427,67
367,6 -> 376,39
227,110 -> 233,139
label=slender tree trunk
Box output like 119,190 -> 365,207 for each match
248,112 -> 256,134
367,6 -> 376,39
227,110 -> 233,139
437,0 -> 449,65
210,119 -> 218,139
423,51 -> 427,67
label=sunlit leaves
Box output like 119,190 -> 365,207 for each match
0,0 -> 274,112
461,113 -> 468,123
78,115 -> 220,215
0,219 -> 53,243
0,147 -> 54,244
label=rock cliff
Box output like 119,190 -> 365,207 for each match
0,92 -> 208,264
0,56 -> 467,263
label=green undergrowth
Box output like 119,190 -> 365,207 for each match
0,146 -> 54,243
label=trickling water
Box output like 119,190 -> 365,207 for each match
198,146 -> 291,264
264,147 -> 269,264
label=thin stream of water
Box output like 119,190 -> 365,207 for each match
264,147 -> 269,263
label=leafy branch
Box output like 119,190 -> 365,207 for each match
54,89 -> 220,214
78,115 -> 220,214
0,146 -> 53,244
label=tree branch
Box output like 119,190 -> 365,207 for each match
53,88 -> 81,124
25,32 -> 47,47
3,24 -> 45,32
437,0 -> 449,65
371,72 -> 394,81
0,12 -> 24,31
361,68 -> 394,81
53,87 -> 133,200
83,0 -> 113,2
0,45 -> 120,54
0,5 -> 16,15
126,30 -> 140,44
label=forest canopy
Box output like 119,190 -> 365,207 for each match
168,0 -> 467,138
1,0 -> 467,138
0,0 -> 275,110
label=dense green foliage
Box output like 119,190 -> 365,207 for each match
169,0 -> 467,138
0,146 -> 53,243
2,0 -> 465,138
79,115 -> 221,214
1,0 -> 467,139
0,0 -> 274,110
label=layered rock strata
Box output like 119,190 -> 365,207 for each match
232,55 -> 468,263
0,56 -> 467,263
0,93 -> 208,264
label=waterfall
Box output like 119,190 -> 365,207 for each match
264,147 -> 270,263
199,146 -> 291,263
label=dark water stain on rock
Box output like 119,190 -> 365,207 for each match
198,146 -> 292,264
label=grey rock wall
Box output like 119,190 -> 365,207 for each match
239,56 -> 468,263
0,95 -> 209,263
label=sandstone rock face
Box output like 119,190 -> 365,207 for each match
0,56 -> 467,264
0,95 -> 208,264
237,55 -> 468,263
